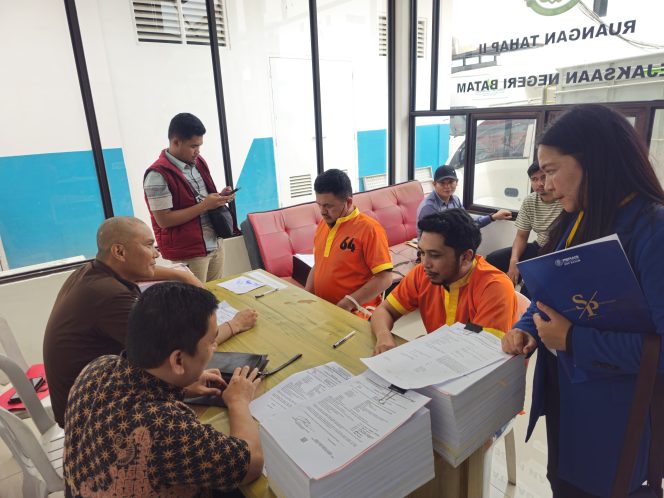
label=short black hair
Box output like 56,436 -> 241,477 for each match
418,209 -> 481,258
126,282 -> 218,369
168,113 -> 206,140
527,161 -> 540,178
314,169 -> 352,200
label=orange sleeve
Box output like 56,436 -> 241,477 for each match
385,266 -> 422,315
472,276 -> 519,334
362,222 -> 393,274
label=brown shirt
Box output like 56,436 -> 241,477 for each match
64,354 -> 250,497
43,260 -> 140,427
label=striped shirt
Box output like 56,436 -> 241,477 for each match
144,150 -> 218,252
514,192 -> 562,246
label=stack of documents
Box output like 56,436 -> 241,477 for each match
251,363 -> 435,498
362,323 -> 526,467
420,355 -> 525,466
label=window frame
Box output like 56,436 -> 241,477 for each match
410,101 -> 664,216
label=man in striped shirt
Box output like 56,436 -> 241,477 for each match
485,162 -> 562,297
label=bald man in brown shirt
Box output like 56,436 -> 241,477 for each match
43,217 -> 257,427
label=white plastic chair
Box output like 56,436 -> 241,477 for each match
0,354 -> 64,497
0,317 -> 30,375
482,291 -> 531,495
515,291 -> 531,318
0,317 -> 53,418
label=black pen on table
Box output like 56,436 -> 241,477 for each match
259,353 -> 302,377
332,330 -> 357,349
255,288 -> 278,299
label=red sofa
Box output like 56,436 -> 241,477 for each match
241,181 -> 424,286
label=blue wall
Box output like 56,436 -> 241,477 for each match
415,124 -> 450,169
234,138 -> 279,225
0,148 -> 132,269
357,129 -> 387,191
356,124 -> 450,190
0,127 -> 450,270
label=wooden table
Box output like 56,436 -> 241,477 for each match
200,270 -> 488,498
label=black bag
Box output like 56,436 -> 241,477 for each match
207,205 -> 235,239
611,334 -> 663,498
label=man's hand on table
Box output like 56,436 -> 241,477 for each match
230,309 -> 258,333
183,368 -> 226,398
179,269 -> 206,289
336,296 -> 356,312
373,334 -> 397,356
222,366 -> 261,406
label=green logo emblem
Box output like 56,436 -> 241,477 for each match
526,0 -> 581,16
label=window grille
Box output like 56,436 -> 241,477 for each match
132,0 -> 228,46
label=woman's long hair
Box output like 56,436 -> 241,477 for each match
539,104 -> 664,253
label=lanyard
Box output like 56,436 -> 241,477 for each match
565,211 -> 584,248
564,193 -> 636,249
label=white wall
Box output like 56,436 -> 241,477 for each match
0,271 -> 74,366
0,1 -> 92,156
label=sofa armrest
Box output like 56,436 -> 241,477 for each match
241,219 -> 264,270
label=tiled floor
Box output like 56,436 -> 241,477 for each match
0,311 -> 552,498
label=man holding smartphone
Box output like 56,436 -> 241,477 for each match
144,113 -> 236,282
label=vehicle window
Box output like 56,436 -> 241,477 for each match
475,119 -> 530,164
471,118 -> 537,210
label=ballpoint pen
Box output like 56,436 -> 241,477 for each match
332,330 -> 357,349
259,353 -> 302,377
255,288 -> 278,299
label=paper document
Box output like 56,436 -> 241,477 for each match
244,270 -> 288,290
260,370 -> 430,479
294,253 -> 315,267
361,323 -> 510,389
215,301 -> 239,325
250,362 -> 353,423
430,357 -> 507,396
217,276 -> 265,294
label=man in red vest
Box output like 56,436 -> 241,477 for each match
144,113 -> 233,282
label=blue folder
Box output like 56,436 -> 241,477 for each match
517,234 -> 653,334
518,234 -> 654,382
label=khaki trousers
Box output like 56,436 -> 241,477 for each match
173,239 -> 224,283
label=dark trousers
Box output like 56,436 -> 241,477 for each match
485,241 -> 540,298
544,351 -> 602,498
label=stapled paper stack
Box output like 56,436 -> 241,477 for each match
361,322 -> 526,467
251,364 -> 435,498
418,355 -> 525,466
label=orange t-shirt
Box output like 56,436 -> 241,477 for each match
313,208 -> 393,308
386,255 -> 519,335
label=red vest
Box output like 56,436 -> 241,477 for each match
144,150 -> 219,260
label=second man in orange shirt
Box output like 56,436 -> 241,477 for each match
305,169 -> 393,317
371,209 -> 519,354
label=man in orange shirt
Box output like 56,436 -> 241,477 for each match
372,209 -> 518,354
305,169 -> 393,316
